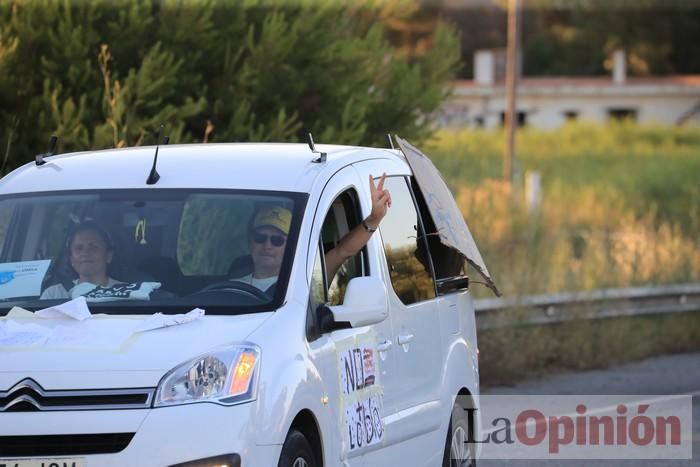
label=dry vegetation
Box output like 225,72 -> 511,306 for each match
427,123 -> 700,383
428,122 -> 700,298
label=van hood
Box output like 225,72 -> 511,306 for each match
0,311 -> 273,390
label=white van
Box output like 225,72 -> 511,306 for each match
0,137 -> 498,467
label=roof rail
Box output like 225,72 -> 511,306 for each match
307,133 -> 327,163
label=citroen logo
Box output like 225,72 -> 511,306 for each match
1,378 -> 45,412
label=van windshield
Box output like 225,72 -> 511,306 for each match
0,189 -> 306,315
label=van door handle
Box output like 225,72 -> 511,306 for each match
377,340 -> 393,352
397,334 -> 414,345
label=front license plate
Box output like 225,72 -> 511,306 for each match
0,459 -> 84,467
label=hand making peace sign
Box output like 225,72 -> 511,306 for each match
367,173 -> 392,229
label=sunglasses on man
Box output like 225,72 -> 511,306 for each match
252,232 -> 287,247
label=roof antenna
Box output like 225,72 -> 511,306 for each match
35,135 -> 58,166
146,125 -> 169,185
307,132 -> 326,163
386,133 -> 395,149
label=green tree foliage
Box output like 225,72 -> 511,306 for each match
445,0 -> 700,79
0,0 -> 461,172
522,3 -> 691,77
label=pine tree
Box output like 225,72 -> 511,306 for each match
0,0 -> 461,173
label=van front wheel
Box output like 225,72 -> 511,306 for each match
278,430 -> 317,467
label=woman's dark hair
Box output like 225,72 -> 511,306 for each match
66,221 -> 114,252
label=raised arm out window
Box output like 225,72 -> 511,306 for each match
319,189 -> 367,306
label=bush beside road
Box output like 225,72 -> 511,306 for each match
477,311 -> 700,386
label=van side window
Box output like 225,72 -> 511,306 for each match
409,177 -> 467,281
320,189 -> 366,305
378,176 -> 436,305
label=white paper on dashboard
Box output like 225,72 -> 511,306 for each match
134,308 -> 205,333
35,296 -> 92,321
0,259 -> 51,299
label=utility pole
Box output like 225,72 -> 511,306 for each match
504,0 -> 520,185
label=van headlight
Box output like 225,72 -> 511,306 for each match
154,344 -> 260,407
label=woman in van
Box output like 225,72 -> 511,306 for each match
41,221 -> 122,299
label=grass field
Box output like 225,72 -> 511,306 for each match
426,122 -> 700,298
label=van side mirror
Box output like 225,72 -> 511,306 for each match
321,276 -> 388,330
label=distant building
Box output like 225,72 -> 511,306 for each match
439,49 -> 700,129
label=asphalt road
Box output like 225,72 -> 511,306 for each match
479,352 -> 700,467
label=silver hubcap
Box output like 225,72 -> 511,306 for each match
450,425 -> 471,466
292,457 -> 308,467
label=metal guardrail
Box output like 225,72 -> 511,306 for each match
474,283 -> 700,330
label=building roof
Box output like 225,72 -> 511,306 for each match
456,75 -> 700,87
452,75 -> 700,97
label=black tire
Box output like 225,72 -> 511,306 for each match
443,404 -> 476,467
277,430 -> 317,467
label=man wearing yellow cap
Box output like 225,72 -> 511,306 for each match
234,206 -> 293,292
235,174 -> 392,293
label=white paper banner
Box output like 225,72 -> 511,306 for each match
35,296 -> 92,320
135,308 -> 205,333
336,331 -> 384,457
